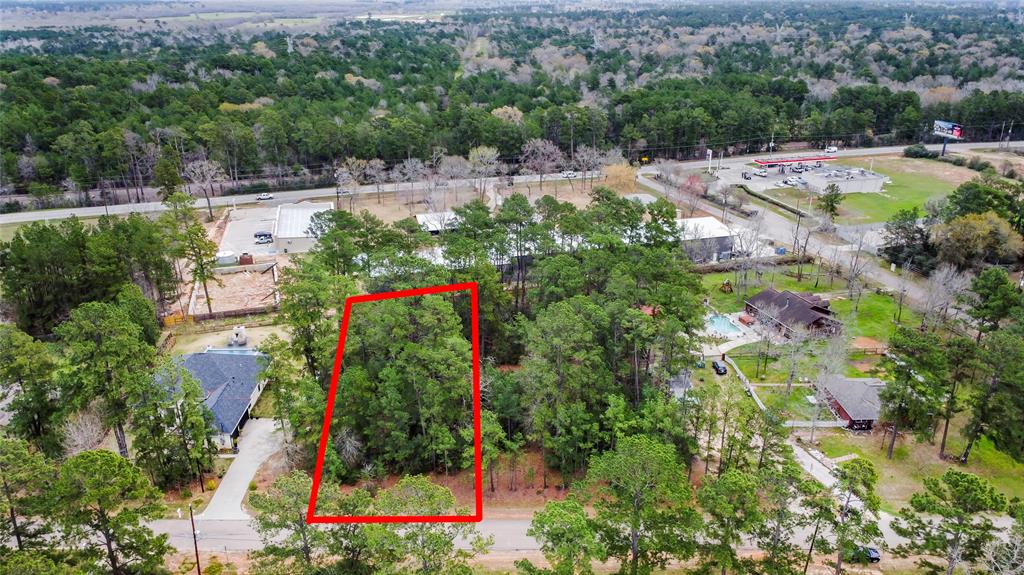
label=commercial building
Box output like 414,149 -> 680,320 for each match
273,201 -> 333,253
677,216 -> 735,263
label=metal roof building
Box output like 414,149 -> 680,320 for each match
273,201 -> 333,253
416,211 -> 459,234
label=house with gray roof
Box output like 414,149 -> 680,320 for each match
821,376 -> 886,430
176,348 -> 267,450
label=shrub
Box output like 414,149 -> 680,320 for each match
205,479 -> 218,491
0,200 -> 24,214
903,143 -> 937,159
180,488 -> 192,499
248,481 -> 258,491
967,156 -> 992,171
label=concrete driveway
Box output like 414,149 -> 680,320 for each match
199,418 -> 284,521
220,207 -> 278,257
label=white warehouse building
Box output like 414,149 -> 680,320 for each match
677,216 -> 736,263
273,201 -> 334,254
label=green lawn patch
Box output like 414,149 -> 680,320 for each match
817,431 -> 1024,514
702,265 -> 825,314
834,157 -> 966,225
755,385 -> 833,421
829,291 -> 921,342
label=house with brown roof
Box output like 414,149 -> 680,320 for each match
744,288 -> 842,337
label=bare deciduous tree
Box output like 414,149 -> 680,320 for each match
846,231 -> 871,310
364,158 -> 387,204
574,144 -> 603,190
732,212 -> 767,304
468,146 -> 500,199
521,138 -> 563,195
63,404 -> 107,457
810,335 -> 847,443
182,159 -> 226,220
394,158 -> 426,214
334,166 -> 355,212
922,263 -> 971,330
976,533 -> 1024,575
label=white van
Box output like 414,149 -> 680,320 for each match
824,146 -> 838,154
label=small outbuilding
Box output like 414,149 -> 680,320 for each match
821,376 -> 886,430
274,201 -> 334,254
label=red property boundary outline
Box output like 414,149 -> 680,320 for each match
305,282 -> 483,524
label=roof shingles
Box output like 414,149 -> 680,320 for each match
178,351 -> 266,435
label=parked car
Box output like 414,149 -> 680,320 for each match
824,146 -> 838,154
783,177 -> 798,186
753,168 -> 768,177
791,164 -> 805,173
796,176 -> 807,185
560,170 -> 578,179
255,235 -> 273,245
711,360 -> 728,375
844,546 -> 881,564
255,192 -> 274,200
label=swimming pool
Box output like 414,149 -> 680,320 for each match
707,314 -> 743,336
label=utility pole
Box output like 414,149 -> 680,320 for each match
190,505 -> 202,575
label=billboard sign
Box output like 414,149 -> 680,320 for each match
933,120 -> 963,140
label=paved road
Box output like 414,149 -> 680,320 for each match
4,142 -> 1017,226
199,419 -> 284,521
0,173 -> 574,224
151,517 -> 538,553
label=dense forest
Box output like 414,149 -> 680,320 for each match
2,2 -> 1023,204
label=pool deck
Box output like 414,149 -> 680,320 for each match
700,311 -> 761,357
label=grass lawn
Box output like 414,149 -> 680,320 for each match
817,431 -> 1024,513
755,385 -> 834,421
702,265 -> 825,314
829,290 -> 922,342
251,380 -> 277,419
834,156 -> 974,225
702,263 -> 921,342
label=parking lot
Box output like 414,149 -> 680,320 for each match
220,207 -> 278,256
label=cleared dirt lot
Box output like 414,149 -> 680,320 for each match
194,267 -> 278,315
171,324 -> 288,355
